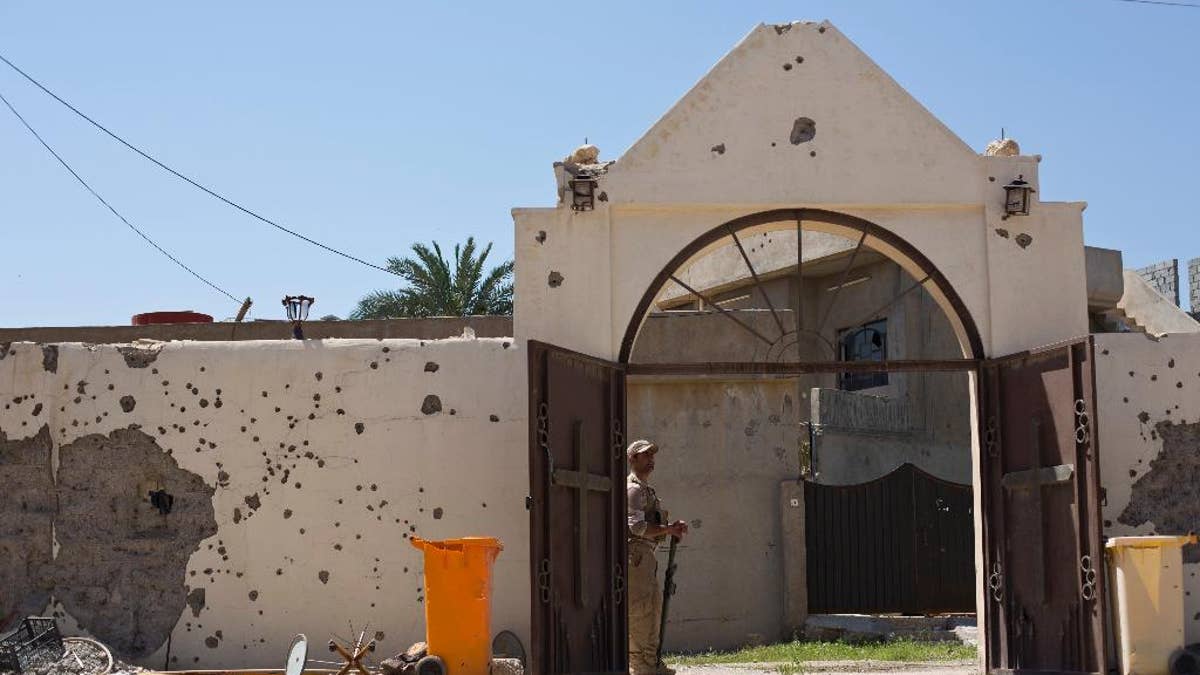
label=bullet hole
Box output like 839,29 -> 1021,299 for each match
502,341 -> 511,349
810,150 -> 817,157
421,395 -> 442,415
376,631 -> 385,642
535,230 -> 547,244
433,507 -> 444,519
1179,382 -> 1185,388
1168,358 -> 1176,368
313,394 -> 321,402
205,637 -> 219,649
425,362 -> 440,373
355,422 -> 366,434
315,372 -> 323,381
119,395 -> 136,413
1129,469 -> 1138,478
334,544 -> 343,551
276,568 -> 283,576
1138,411 -> 1151,423
1124,397 -> 1129,403
32,403 -> 42,416
199,399 -> 209,408
449,409 -> 457,415
41,345 -> 58,373
782,63 -> 793,71
186,588 -> 206,618
1152,375 -> 1159,381
244,494 -> 261,511
1015,233 -> 1033,249
711,143 -> 726,155
370,361 -> 378,370
795,56 -> 804,63
789,117 -> 816,145
233,508 -> 243,524
490,414 -> 500,422
318,570 -> 330,585
548,271 -> 564,288
771,142 -> 777,147
818,25 -> 826,33
262,391 -> 268,398
214,399 -> 222,408
283,509 -> 293,519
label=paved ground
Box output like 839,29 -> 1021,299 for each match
674,661 -> 977,675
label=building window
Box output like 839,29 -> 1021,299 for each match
839,319 -> 887,391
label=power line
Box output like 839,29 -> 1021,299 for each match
0,53 -> 401,277
0,88 -> 243,304
1112,0 -> 1200,7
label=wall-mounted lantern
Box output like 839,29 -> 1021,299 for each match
1003,175 -> 1034,219
283,295 -> 315,339
569,176 -> 597,212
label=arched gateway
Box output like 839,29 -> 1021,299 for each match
514,21 -> 1104,675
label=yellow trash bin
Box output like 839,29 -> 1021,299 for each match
1106,535 -> 1197,675
410,537 -> 503,675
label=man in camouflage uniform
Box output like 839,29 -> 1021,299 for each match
626,439 -> 688,675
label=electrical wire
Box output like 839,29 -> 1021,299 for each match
0,52 -> 401,277
0,88 -> 243,304
1112,0 -> 1200,7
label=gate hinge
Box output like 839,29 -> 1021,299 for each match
525,495 -> 533,511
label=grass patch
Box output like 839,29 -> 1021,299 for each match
669,639 -> 976,666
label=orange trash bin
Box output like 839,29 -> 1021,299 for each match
410,537 -> 503,675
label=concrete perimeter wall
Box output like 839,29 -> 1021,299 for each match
1095,333 -> 1200,642
0,337 -> 529,669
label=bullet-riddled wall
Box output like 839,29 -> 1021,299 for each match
0,338 -> 529,669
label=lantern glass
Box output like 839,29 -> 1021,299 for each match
1004,176 -> 1033,217
282,295 -> 315,322
570,178 -> 596,212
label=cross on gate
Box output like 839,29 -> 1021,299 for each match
552,419 -> 613,607
1000,417 -> 1074,604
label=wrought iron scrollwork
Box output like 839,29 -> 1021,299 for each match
988,561 -> 1004,602
985,417 -> 999,458
1080,554 -> 1097,601
613,563 -> 625,605
538,558 -> 552,604
1074,399 -> 1091,449
611,418 -> 624,461
537,401 -> 553,474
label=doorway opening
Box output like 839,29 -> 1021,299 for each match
622,209 -> 981,652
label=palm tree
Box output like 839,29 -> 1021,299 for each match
350,237 -> 513,319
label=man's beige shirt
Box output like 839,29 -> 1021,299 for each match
627,472 -> 663,548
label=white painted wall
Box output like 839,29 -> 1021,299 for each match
0,338 -> 529,669
1095,333 -> 1200,643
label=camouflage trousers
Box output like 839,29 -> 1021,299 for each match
627,540 -> 662,675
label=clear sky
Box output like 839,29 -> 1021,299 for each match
1,0 -> 1197,327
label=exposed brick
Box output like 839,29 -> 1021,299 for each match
1136,259 -> 1180,306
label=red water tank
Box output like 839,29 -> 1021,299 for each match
131,311 -> 214,325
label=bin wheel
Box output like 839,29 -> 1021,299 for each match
415,655 -> 447,675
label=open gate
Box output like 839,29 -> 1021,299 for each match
528,341 -> 627,675
981,337 -> 1105,674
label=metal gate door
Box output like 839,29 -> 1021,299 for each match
805,463 -> 975,615
981,337 -> 1105,674
528,341 -> 627,675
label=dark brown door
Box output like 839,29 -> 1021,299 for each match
980,337 -> 1105,674
528,341 -> 628,675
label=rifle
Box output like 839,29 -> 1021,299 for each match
656,535 -> 679,667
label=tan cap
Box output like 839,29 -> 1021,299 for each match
626,439 -> 658,460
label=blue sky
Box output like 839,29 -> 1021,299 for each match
1,1 -> 1197,326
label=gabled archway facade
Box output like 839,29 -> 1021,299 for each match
513,21 -> 1102,674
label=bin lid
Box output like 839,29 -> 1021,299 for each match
1106,535 -> 1197,548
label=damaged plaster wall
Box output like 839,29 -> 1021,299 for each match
627,379 -> 801,650
1095,333 -> 1200,642
0,337 -> 527,669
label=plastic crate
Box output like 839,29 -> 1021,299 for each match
0,617 -> 63,672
